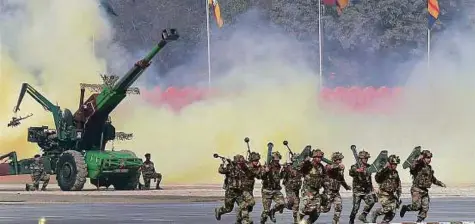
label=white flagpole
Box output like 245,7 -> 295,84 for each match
206,0 -> 212,88
427,28 -> 431,71
318,0 -> 323,90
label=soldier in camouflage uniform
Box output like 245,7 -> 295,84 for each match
320,152 -> 351,224
215,154 -> 247,223
370,155 -> 402,224
259,151 -> 285,224
140,153 -> 162,190
281,153 -> 303,223
400,149 -> 446,222
26,154 -> 50,191
235,152 -> 263,224
348,150 -> 376,223
297,149 -> 327,223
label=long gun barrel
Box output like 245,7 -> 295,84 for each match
77,29 -> 179,150
283,140 -> 293,157
244,137 -> 251,160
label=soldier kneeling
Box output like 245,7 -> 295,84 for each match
26,154 -> 50,191
140,153 -> 163,190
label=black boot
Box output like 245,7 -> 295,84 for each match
358,212 -> 368,223
215,208 -> 221,220
269,209 -> 276,223
416,217 -> 424,222
400,205 -> 408,218
349,214 -> 355,224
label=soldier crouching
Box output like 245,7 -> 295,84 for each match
348,150 -> 376,223
215,154 -> 246,222
141,153 -> 162,190
400,149 -> 446,222
26,154 -> 50,191
298,149 -> 326,223
370,155 -> 402,224
281,153 -> 303,223
320,152 -> 351,224
260,151 -> 285,224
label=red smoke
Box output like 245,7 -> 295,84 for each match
142,86 -> 404,114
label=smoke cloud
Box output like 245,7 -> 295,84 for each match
1,0 -> 473,186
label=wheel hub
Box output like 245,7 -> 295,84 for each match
62,163 -> 72,178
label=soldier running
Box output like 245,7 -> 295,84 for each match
260,151 -> 285,224
370,155 -> 402,224
320,152 -> 351,224
215,154 -> 247,222
400,149 -> 446,222
348,150 -> 376,223
281,153 -> 303,224
235,152 -> 263,224
140,153 -> 162,190
26,154 -> 50,191
297,149 -> 327,224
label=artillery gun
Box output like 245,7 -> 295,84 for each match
0,29 -> 179,191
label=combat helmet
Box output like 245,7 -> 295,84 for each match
249,152 -> 261,161
145,153 -> 151,157
311,149 -> 324,158
358,151 -> 370,159
331,152 -> 344,161
34,154 -> 41,158
421,150 -> 432,158
388,155 -> 400,164
271,151 -> 282,160
234,154 -> 245,163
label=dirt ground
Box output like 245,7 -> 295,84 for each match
1,175 -> 474,204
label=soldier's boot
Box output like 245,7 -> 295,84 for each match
269,208 -> 277,223
292,215 -> 298,224
349,214 -> 355,224
399,204 -> 408,218
25,184 -> 30,191
41,186 -> 47,191
358,212 -> 368,223
370,210 -> 378,223
214,208 -> 222,220
416,217 -> 424,222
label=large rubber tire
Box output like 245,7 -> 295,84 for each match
56,150 -> 87,191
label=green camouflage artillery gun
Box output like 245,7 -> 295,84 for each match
0,29 -> 179,191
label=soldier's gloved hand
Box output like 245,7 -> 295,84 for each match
339,164 -> 345,170
264,166 -> 270,172
440,183 -> 447,188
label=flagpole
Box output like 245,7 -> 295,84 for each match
318,0 -> 323,90
427,28 -> 430,72
206,0 -> 212,89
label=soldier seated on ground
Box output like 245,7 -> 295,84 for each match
140,153 -> 163,190
26,154 -> 50,191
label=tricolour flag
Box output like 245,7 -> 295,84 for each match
209,0 -> 224,28
428,0 -> 440,29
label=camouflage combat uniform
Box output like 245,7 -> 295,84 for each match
321,152 -> 351,224
371,155 -> 402,224
215,154 -> 248,223
348,151 -> 376,223
141,153 -> 162,190
26,154 -> 50,191
235,152 -> 263,224
400,150 -> 446,222
259,152 -> 285,224
298,149 -> 327,223
281,155 -> 303,223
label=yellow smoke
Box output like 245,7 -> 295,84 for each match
1,0 -> 474,187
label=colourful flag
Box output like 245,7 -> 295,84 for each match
209,0 -> 224,28
336,0 -> 349,15
428,0 -> 440,29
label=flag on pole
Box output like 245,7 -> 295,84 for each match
428,0 -> 440,29
209,0 -> 224,28
336,0 -> 349,15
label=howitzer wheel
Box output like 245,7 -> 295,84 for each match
56,150 -> 87,191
